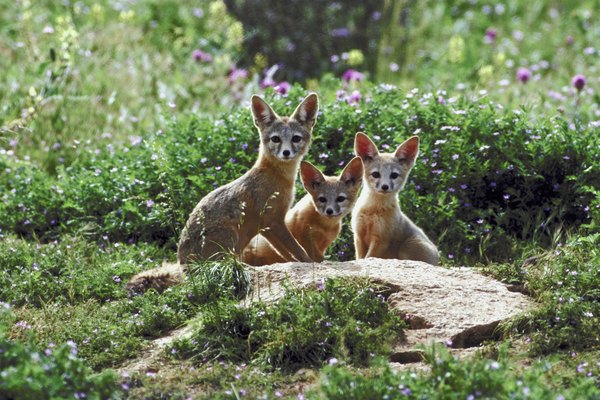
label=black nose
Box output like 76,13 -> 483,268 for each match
381,184 -> 389,191
282,150 -> 290,157
326,208 -> 333,215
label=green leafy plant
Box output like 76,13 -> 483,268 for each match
171,277 -> 405,371
0,304 -> 122,399
309,344 -> 600,399
507,233 -> 599,354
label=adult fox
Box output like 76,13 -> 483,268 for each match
127,94 -> 318,293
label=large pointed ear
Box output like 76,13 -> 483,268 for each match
300,161 -> 325,191
251,95 -> 278,130
395,136 -> 419,164
291,93 -> 319,129
354,132 -> 379,160
339,157 -> 363,187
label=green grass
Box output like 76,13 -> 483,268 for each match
1,0 -> 599,398
308,345 -> 600,400
171,277 -> 405,371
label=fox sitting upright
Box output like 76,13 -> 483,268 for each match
351,132 -> 439,265
126,94 -> 318,293
243,157 -> 363,265
177,93 -> 319,264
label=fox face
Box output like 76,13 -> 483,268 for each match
251,94 -> 318,162
300,157 -> 363,217
354,132 -> 419,195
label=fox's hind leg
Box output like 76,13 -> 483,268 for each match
178,223 -> 239,264
397,238 -> 440,265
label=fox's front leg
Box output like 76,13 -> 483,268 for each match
262,222 -> 313,262
354,236 -> 368,259
364,237 -> 388,259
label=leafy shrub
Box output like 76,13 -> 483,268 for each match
0,304 -> 121,399
171,277 -> 405,371
309,344 -> 600,400
508,233 -> 599,354
1,83 -> 597,263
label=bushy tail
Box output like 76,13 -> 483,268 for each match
125,261 -> 184,295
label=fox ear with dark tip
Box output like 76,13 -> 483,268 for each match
340,157 -> 363,187
251,95 -> 278,130
395,136 -> 420,166
291,93 -> 319,129
300,160 -> 325,191
354,132 -> 379,160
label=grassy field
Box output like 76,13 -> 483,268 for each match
1,1 -> 599,399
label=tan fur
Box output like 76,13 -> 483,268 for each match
125,262 -> 183,295
351,132 -> 439,265
177,93 -> 318,264
127,94 -> 319,293
243,157 -> 363,265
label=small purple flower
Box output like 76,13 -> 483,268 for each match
347,90 -> 361,106
260,76 -> 276,89
328,357 -> 338,365
565,36 -> 574,46
192,49 -> 212,63
342,69 -> 364,84
228,67 -> 248,84
274,81 -> 290,96
331,27 -> 350,38
113,275 -> 121,283
146,199 -> 154,208
516,67 -> 532,84
484,28 -> 497,44
572,74 -> 586,92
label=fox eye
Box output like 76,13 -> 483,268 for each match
270,136 -> 281,143
336,196 -> 346,202
390,172 -> 399,179
371,172 -> 381,178
318,197 -> 327,203
292,135 -> 302,143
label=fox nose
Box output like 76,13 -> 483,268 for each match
381,184 -> 389,191
326,208 -> 334,215
282,150 -> 291,157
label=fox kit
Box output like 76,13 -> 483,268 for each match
351,132 -> 439,265
127,94 -> 318,293
243,157 -> 363,265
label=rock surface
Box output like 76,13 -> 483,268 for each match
250,258 -> 535,363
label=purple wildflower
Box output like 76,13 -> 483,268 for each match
572,74 -> 586,92
484,28 -> 497,44
516,67 -> 532,83
228,67 -> 248,84
347,90 -> 361,106
274,81 -> 290,96
331,27 -> 350,38
192,49 -> 212,63
342,69 -> 364,84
